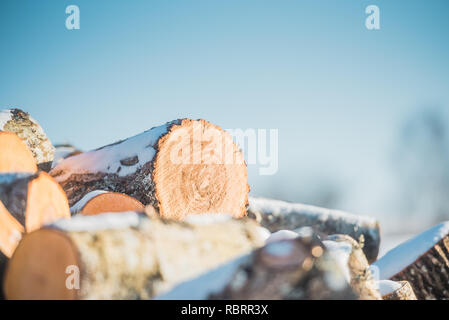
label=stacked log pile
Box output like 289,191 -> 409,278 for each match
0,107 -> 448,300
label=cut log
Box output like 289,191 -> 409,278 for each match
52,144 -> 82,169
50,119 -> 249,220
248,197 -> 380,263
0,108 -> 54,171
3,212 -> 265,300
70,190 -> 144,215
157,236 -> 356,300
323,234 -> 381,300
378,280 -> 417,300
0,172 -> 70,297
372,222 -> 449,300
0,132 -> 37,173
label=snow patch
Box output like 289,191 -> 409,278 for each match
51,123 -> 170,181
70,190 -> 108,214
323,240 -> 352,282
377,280 -> 401,296
155,254 -> 248,300
266,230 -> 299,243
373,221 -> 449,280
50,211 -> 143,232
256,227 -> 271,242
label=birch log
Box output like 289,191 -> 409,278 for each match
372,222 -> 449,300
3,212 -> 266,300
0,108 -> 54,171
324,234 -> 381,300
248,197 -> 380,263
158,236 -> 356,300
52,144 -> 82,169
70,190 -> 144,215
379,280 -> 417,300
50,119 -> 249,220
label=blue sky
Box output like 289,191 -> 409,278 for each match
1,1 -> 449,224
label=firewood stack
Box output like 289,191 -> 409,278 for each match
0,107 -> 447,300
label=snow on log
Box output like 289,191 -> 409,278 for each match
378,280 -> 417,300
0,132 -> 37,173
52,144 -> 82,169
372,222 -> 449,299
0,108 -> 54,171
248,197 -> 381,263
70,190 -> 144,215
0,172 -> 70,296
3,212 -> 265,299
50,119 -> 249,220
157,235 -> 356,300
323,234 -> 381,300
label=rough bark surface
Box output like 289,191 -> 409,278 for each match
390,236 -> 449,299
0,108 -> 54,171
0,173 -> 37,226
160,235 -> 356,300
4,213 -> 265,299
325,234 -> 381,300
382,281 -> 417,300
248,197 -> 380,263
0,251 -> 6,300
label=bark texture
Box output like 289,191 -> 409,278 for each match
325,234 -> 381,300
390,236 -> 449,300
248,197 -> 380,263
50,120 -> 183,207
0,173 -> 36,226
0,108 -> 54,171
382,281 -> 417,300
4,213 -> 266,299
50,119 -> 249,220
160,235 -> 356,300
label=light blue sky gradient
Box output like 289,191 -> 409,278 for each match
1,1 -> 449,224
